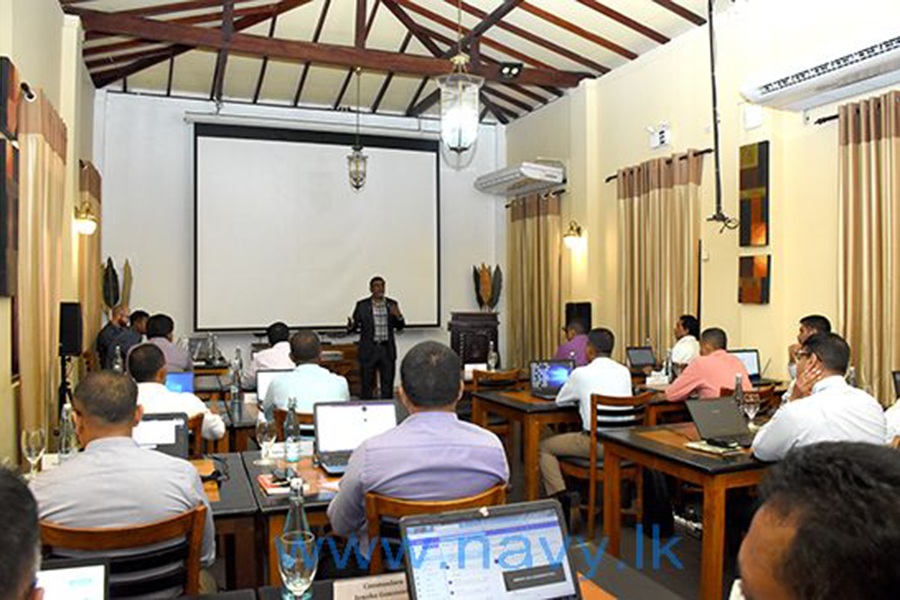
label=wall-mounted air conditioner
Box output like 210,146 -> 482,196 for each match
741,35 -> 900,111
474,161 -> 566,198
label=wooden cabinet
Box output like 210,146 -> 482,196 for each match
448,312 -> 499,365
320,342 -> 361,397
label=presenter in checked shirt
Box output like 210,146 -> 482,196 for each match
348,276 -> 405,399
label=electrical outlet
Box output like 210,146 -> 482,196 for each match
649,123 -> 671,149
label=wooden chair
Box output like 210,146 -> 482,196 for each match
471,369 -> 526,455
364,484 -> 507,575
187,413 -> 204,459
558,392 -> 653,539
274,408 -> 314,442
40,505 -> 207,597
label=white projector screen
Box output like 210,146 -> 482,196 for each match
194,124 -> 440,330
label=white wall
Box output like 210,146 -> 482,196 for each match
95,92 -> 507,369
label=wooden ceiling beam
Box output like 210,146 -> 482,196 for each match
293,0 -> 331,106
408,88 -> 438,117
404,76 -> 430,116
371,31 -> 412,113
651,0 -> 706,26
575,0 -> 669,44
356,0 -> 367,48
86,46 -> 173,70
450,0 -> 524,56
252,15 -> 279,103
519,2 -> 637,60
382,0 -> 444,57
482,85 -> 532,112
333,0 -> 381,109
210,0 -> 236,102
114,0 -> 260,19
480,92 -> 510,124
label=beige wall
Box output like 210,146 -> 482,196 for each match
0,0 -> 95,463
506,0 -> 900,376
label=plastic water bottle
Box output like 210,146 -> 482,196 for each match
283,477 -> 309,535
285,398 -> 301,463
229,348 -> 243,402
733,373 -> 745,403
487,341 -> 499,371
112,345 -> 125,373
58,402 -> 78,461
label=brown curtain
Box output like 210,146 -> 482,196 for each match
617,150 -> 703,356
839,90 -> 900,405
507,192 -> 563,368
17,90 -> 67,433
78,160 -> 102,366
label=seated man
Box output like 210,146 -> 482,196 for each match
327,341 -> 509,540
96,305 -> 142,370
130,309 -> 150,339
241,321 -> 294,389
665,327 -> 752,401
130,344 -> 226,441
783,314 -> 831,402
670,314 -> 701,367
553,319 -> 590,366
540,328 -> 632,513
146,313 -> 193,372
30,372 -> 216,581
738,442 -> 900,599
0,468 -> 42,600
752,333 -> 886,461
263,330 -> 350,419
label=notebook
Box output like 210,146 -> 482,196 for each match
530,360 -> 575,400
37,558 -> 109,600
314,401 -> 397,475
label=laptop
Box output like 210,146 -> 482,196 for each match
686,398 -> 754,448
401,500 -> 582,600
132,412 -> 189,459
256,368 -> 292,399
164,371 -> 194,394
626,346 -> 657,370
37,558 -> 109,600
728,349 -> 778,385
314,401 -> 398,475
530,360 -> 575,400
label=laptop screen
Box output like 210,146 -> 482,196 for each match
256,369 -> 292,399
164,371 -> 194,394
315,402 -> 397,454
686,398 -> 750,440
37,559 -> 108,600
626,347 -> 656,369
402,501 -> 580,600
132,413 -> 188,459
530,361 -> 575,394
729,350 -> 760,377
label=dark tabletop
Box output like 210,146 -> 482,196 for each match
242,452 -> 337,514
207,453 -> 258,517
182,591 -> 256,600
472,390 -> 581,415
227,400 -> 262,429
196,374 -> 229,393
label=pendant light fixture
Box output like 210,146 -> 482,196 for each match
347,67 -> 367,191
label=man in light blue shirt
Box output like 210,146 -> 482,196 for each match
263,330 -> 350,419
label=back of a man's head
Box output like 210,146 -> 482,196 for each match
128,344 -> 166,383
587,328 -> 615,356
800,314 -> 832,335
129,309 -> 149,326
701,327 -> 727,350
267,322 -> 290,346
74,371 -> 139,426
400,342 -> 461,408
749,442 -> 900,599
290,330 -> 321,364
802,332 -> 850,375
146,314 -> 174,339
567,320 -> 587,335
0,469 -> 39,600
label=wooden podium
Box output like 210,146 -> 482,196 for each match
448,312 -> 499,365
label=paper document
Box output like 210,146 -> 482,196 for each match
333,573 -> 409,600
133,420 -> 177,446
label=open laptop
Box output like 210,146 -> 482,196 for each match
314,401 -> 397,475
164,371 -> 194,394
401,500 -> 582,600
530,360 -> 575,400
132,412 -> 189,459
728,349 -> 778,385
256,368 -> 292,399
686,398 -> 754,448
37,558 -> 109,600
626,346 -> 657,371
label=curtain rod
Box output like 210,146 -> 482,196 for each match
604,147 -> 714,183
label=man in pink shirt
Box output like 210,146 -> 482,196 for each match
665,327 -> 752,401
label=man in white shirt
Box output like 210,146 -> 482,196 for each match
783,314 -> 831,402
670,314 -> 701,367
752,333 -> 887,462
539,328 -> 632,513
263,330 -> 350,419
129,344 -> 226,441
241,321 -> 294,389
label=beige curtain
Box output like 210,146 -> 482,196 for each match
839,90 -> 900,405
18,90 -> 67,432
617,150 -> 703,356
507,192 -> 563,368
78,160 -> 102,366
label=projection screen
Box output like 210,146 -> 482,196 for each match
194,124 -> 440,331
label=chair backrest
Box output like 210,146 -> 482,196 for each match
364,484 -> 507,575
471,369 -> 526,393
187,413 -> 203,459
720,385 -> 776,408
893,371 -> 900,398
274,408 -> 314,441
40,504 -> 207,597
589,392 -> 653,432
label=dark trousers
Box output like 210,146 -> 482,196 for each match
360,343 -> 395,399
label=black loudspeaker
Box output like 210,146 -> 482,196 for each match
565,302 -> 592,331
59,302 -> 83,357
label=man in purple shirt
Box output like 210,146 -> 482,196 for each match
146,313 -> 193,372
553,319 -> 589,366
327,341 -> 509,540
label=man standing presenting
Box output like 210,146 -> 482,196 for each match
348,276 -> 404,399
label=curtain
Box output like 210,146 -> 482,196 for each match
839,90 -> 900,405
617,150 -> 703,356
507,192 -> 562,368
78,160 -> 102,368
18,90 -> 67,432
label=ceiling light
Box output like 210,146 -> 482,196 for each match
498,62 -> 523,80
347,67 -> 367,191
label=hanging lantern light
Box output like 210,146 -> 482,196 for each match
348,67 -> 367,191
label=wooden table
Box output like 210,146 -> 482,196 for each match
196,374 -> 230,402
599,423 -> 768,600
227,400 -> 261,452
471,390 -> 581,501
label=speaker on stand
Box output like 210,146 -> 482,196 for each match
58,302 -> 83,416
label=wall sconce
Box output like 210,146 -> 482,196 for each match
74,203 -> 98,236
563,220 -> 585,250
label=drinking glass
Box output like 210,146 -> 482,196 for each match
741,394 -> 763,430
254,420 -> 278,466
21,429 -> 47,481
278,531 -> 317,598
